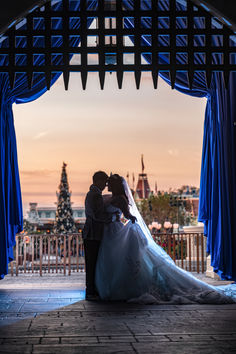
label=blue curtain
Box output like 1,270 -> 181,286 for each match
0,0 -> 96,279
124,0 -> 236,280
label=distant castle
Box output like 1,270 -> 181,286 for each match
132,156 -> 198,219
135,154 -> 151,200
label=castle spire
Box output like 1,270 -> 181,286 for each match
141,154 -> 145,173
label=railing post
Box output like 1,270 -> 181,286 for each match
24,237 -> 27,273
168,234 -> 172,258
32,235 -> 34,274
201,233 -> 205,273
11,261 -> 13,276
56,236 -> 58,273
16,236 -> 19,276
40,235 -> 43,277
188,234 -> 192,272
48,236 -> 50,274
181,234 -> 184,269
196,233 -> 200,273
52,236 -> 54,274
172,234 -> 176,263
64,235 -> 67,276
68,234 -> 71,276
76,234 -> 79,272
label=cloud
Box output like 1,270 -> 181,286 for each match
33,131 -> 49,140
22,191 -> 56,196
71,192 -> 86,197
168,149 -> 179,156
20,169 -> 57,177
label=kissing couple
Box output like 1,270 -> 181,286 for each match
82,171 -> 235,304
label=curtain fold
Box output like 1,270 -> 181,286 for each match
0,0 -> 97,279
123,0 -> 236,280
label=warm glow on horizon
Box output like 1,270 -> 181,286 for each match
13,72 -> 206,215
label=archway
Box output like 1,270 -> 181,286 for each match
0,0 -> 236,281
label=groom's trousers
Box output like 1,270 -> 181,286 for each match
83,239 -> 100,295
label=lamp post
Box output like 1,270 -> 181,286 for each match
164,221 -> 172,233
148,221 -> 162,236
173,223 -> 179,233
169,194 -> 187,226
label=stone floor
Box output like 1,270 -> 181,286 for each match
0,273 -> 236,353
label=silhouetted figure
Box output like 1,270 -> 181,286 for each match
82,171 -> 111,300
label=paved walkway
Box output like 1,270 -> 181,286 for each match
0,273 -> 236,353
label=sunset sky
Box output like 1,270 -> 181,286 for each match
13,72 -> 206,215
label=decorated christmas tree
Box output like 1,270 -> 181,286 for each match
54,162 -> 76,234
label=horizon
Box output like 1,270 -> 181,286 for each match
13,72 -> 206,215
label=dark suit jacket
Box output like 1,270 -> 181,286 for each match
82,185 -> 111,241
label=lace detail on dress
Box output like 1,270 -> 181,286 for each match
125,257 -> 141,280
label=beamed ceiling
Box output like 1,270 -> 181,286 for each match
0,0 -> 235,35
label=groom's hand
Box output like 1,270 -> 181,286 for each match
111,212 -> 119,222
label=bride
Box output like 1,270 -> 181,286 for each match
95,174 -> 236,304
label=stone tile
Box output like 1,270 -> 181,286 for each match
27,298 -> 49,303
20,303 -> 70,312
62,336 -> 98,344
40,337 -> 60,344
56,311 -> 83,317
2,337 -> 40,344
32,344 -> 135,353
45,329 -> 132,337
98,335 -> 136,343
56,304 -> 85,311
0,312 -> 37,319
0,304 -> 10,311
212,334 -> 236,341
0,328 -> 44,337
135,335 -> 169,342
0,345 -> 32,353
166,334 -> 215,342
133,342 -> 236,354
0,319 -> 32,331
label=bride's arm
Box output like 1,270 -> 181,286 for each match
112,196 -> 136,223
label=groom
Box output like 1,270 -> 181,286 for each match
82,171 -> 112,300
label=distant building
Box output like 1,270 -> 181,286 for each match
179,186 -> 199,218
190,198 -> 199,218
135,155 -> 151,200
26,202 -> 85,233
135,173 -> 151,199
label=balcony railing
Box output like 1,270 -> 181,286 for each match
152,232 -> 207,273
9,232 -> 207,276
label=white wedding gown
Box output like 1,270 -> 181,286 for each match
95,180 -> 236,304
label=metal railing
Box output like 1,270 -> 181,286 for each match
9,232 -> 207,276
10,233 -> 85,276
152,233 -> 207,273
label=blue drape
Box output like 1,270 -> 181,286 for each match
0,0 -> 96,279
124,0 -> 236,280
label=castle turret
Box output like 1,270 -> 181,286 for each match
135,155 -> 151,199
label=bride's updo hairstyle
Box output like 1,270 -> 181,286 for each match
109,174 -> 129,203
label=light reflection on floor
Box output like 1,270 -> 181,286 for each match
0,289 -> 86,327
